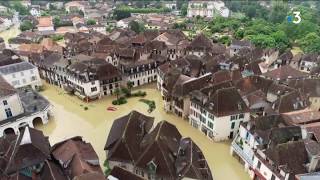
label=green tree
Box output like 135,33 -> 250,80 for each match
248,34 -> 276,49
235,29 -> 244,39
114,88 -> 121,101
129,20 -> 145,33
20,20 -> 33,31
51,35 -> 64,42
245,6 -> 256,19
114,9 -> 131,20
127,81 -> 134,95
181,3 -> 188,16
49,4 -> 56,10
53,16 -> 61,27
12,1 -> 29,15
271,30 -> 290,52
218,36 -> 231,46
269,1 -> 289,23
86,19 -> 96,25
298,33 -> 320,53
41,11 -> 50,17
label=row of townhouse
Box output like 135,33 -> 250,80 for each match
231,112 -> 320,180
32,52 -> 123,101
24,29 -> 193,100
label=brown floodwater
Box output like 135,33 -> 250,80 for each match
36,82 -> 250,180
0,24 -> 21,43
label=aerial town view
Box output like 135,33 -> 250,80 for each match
1,0 -> 320,180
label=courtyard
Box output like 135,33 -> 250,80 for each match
36,82 -> 250,180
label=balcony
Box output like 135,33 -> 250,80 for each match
231,134 -> 253,167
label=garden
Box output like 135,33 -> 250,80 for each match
112,81 -> 146,105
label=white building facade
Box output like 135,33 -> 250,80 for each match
187,1 -> 229,18
0,62 -> 42,90
189,102 -> 250,141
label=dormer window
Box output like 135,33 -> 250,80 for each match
147,160 -> 157,174
238,103 -> 242,110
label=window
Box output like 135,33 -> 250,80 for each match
208,113 -> 214,120
200,115 -> 206,124
271,175 -> 275,180
5,108 -> 12,118
208,121 -> 213,129
22,79 -> 26,84
12,80 -> 20,86
91,81 -> 95,85
230,115 -> 237,121
20,72 -> 24,76
91,87 -> 97,92
30,70 -> 34,74
12,74 -> 16,78
239,114 -> 244,119
3,100 -> 8,105
257,161 -> 261,170
231,122 -> 235,129
31,76 -> 36,81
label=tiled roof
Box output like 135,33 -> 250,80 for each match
0,76 -> 16,97
262,65 -> 308,81
207,87 -> 250,117
109,166 -> 145,180
0,62 -> 35,75
37,16 -> 53,27
51,136 -> 103,179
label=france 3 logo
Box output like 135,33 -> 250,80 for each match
287,11 -> 301,24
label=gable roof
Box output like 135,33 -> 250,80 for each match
273,90 -> 307,113
109,166 -> 145,180
0,76 -> 16,98
175,137 -> 213,180
105,112 -> 213,180
207,87 -> 250,117
288,78 -> 320,97
172,73 -> 211,97
265,141 -> 308,176
51,136 -> 103,179
105,111 -> 154,163
186,33 -> 213,51
235,76 -> 273,96
262,65 -> 308,81
40,160 -> 68,180
136,121 -> 182,178
4,126 -> 51,174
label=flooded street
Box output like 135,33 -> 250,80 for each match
0,24 -> 21,44
37,82 -> 249,180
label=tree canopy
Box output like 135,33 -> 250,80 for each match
129,20 -> 145,33
20,20 -> 33,31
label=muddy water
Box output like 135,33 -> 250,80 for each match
37,82 -> 249,180
0,24 -> 21,43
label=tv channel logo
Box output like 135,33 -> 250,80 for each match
287,11 -> 301,24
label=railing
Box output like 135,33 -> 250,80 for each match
231,135 -> 253,167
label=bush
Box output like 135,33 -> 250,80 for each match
84,107 -> 88,110
121,87 -> 131,97
139,99 -> 156,113
103,160 -> 111,176
112,97 -> 127,105
132,91 -> 146,97
20,20 -> 33,31
86,19 -> 96,25
51,35 -> 64,42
